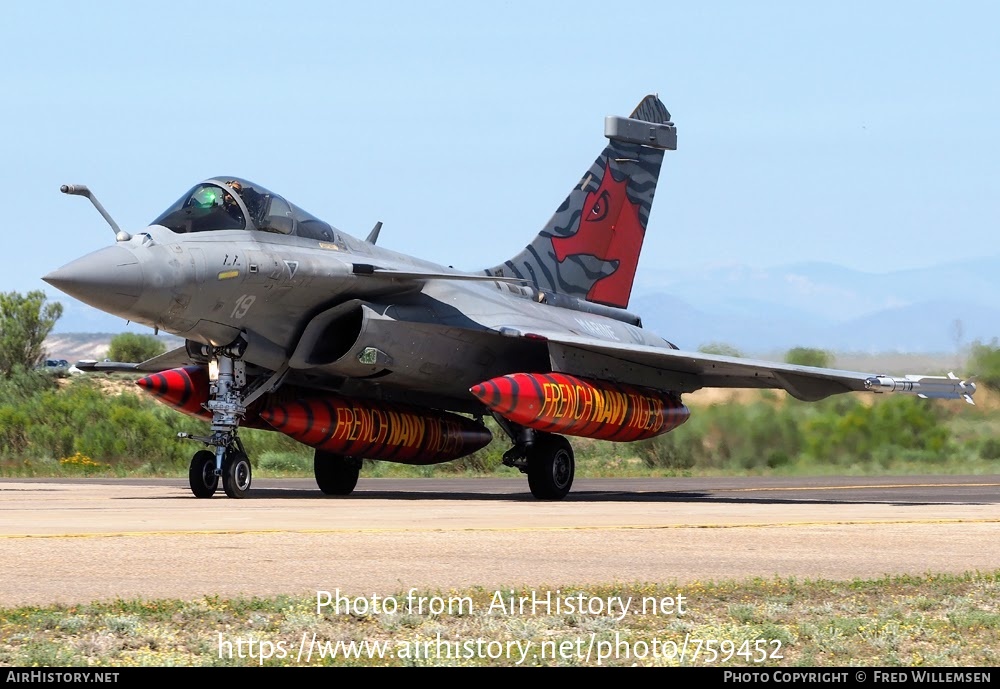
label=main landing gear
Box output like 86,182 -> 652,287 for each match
494,417 -> 575,500
179,340 -> 284,499
313,450 -> 362,496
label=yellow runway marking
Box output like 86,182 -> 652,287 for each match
4,518 -> 999,540
708,482 -> 1000,493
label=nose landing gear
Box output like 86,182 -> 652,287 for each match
179,342 -> 254,499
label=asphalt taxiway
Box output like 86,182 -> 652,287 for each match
1,476 -> 997,606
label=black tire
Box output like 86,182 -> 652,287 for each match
526,434 -> 575,500
314,450 -> 361,496
222,450 -> 252,499
188,450 -> 218,498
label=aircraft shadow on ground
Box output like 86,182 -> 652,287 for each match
124,486 -> 971,507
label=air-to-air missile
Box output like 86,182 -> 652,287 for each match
864,373 -> 977,404
470,372 -> 690,442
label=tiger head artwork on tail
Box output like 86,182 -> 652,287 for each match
485,94 -> 676,310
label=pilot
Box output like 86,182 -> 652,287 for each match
226,179 -> 264,223
222,183 -> 244,223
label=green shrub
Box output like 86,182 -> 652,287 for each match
0,406 -> 31,455
785,347 -> 833,368
107,333 -> 167,363
635,430 -> 698,470
0,365 -> 57,405
632,394 -> 953,473
803,396 -> 949,463
257,451 -> 311,473
697,342 -> 744,357
979,437 -> 1000,460
966,339 -> 1000,392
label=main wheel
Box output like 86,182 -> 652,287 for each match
222,450 -> 252,499
314,450 -> 361,496
188,450 -> 218,498
526,434 -> 575,500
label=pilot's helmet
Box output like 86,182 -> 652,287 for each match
221,181 -> 242,209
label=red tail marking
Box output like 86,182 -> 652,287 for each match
550,161 -> 645,307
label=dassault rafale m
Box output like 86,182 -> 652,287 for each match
43,95 -> 976,501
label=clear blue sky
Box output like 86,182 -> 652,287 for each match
3,2 -> 998,322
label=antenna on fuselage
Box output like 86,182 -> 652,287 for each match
365,221 -> 383,245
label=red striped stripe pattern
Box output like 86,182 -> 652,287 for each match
259,398 -> 492,465
470,372 -> 689,441
135,366 -> 270,429
136,366 -> 211,420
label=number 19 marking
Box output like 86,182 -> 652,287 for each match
231,294 -> 256,319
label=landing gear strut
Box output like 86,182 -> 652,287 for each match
180,341 -> 255,499
495,416 -> 575,500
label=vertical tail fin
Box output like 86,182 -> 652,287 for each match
485,95 -> 676,309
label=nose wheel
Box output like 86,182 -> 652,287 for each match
187,445 -> 253,499
189,450 -> 219,498
222,449 -> 252,498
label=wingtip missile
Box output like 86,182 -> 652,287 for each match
864,372 -> 976,404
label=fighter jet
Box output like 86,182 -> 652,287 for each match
43,95 -> 976,501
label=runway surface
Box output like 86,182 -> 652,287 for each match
1,476 -> 998,606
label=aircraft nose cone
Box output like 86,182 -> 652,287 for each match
43,245 -> 142,314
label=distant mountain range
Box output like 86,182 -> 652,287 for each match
43,332 -> 184,363
46,256 -> 1000,355
631,256 -> 1000,353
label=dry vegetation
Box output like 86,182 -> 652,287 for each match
2,574 -> 997,667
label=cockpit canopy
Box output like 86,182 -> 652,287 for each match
151,177 -> 336,241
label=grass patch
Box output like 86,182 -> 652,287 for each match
1,573 -> 997,666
